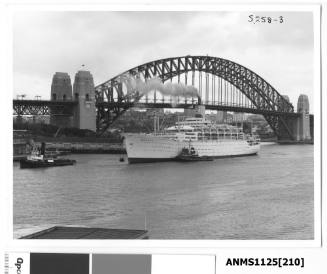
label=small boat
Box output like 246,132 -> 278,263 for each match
20,158 -> 76,168
176,146 -> 213,162
20,142 -> 76,169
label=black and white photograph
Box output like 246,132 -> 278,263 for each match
12,7 -> 320,240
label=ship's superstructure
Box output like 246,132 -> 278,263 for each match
125,114 -> 260,163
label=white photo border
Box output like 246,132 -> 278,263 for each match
3,3 -> 322,251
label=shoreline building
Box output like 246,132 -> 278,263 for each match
184,105 -> 206,117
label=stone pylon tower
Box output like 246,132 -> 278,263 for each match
51,72 -> 73,101
72,70 -> 97,131
296,94 -> 311,140
50,72 -> 73,127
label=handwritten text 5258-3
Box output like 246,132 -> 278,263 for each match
248,15 -> 284,24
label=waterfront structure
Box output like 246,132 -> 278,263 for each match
13,130 -> 32,160
72,71 -> 97,131
184,105 -> 205,117
20,226 -> 148,239
216,111 -> 227,123
146,108 -> 164,117
50,72 -> 73,127
232,112 -> 246,123
205,111 -> 226,124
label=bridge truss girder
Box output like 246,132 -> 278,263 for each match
95,56 -> 295,138
13,100 -> 77,117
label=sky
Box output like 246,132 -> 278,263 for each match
13,11 -> 315,109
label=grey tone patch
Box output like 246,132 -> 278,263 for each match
92,254 -> 152,274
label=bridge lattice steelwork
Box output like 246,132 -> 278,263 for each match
13,100 -> 77,116
95,55 -> 295,138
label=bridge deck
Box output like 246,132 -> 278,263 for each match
13,99 -> 78,106
96,102 -> 301,117
13,99 -> 302,117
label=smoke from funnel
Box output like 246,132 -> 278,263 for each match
122,75 -> 199,99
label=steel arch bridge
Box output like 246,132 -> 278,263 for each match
95,55 -> 296,138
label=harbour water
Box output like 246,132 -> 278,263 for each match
13,144 -> 314,239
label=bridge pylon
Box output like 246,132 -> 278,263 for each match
72,70 -> 97,131
277,94 -> 311,142
50,72 -> 73,127
296,94 -> 311,140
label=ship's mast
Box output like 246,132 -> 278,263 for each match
153,112 -> 160,135
154,113 -> 157,135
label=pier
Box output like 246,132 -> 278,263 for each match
20,226 -> 148,239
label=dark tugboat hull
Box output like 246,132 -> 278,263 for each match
176,146 -> 213,162
176,155 -> 213,162
20,159 -> 76,169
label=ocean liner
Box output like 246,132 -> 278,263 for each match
125,109 -> 260,164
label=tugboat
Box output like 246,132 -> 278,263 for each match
20,142 -> 76,169
176,144 -> 213,162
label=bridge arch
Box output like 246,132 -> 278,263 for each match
95,55 -> 295,137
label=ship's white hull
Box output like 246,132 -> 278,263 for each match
125,134 -> 260,163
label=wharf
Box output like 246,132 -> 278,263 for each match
34,137 -> 125,154
20,226 -> 148,239
278,140 -> 313,145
